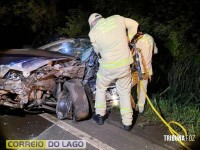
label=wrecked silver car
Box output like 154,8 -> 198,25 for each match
39,38 -> 120,106
0,38 -> 119,121
0,49 -> 89,120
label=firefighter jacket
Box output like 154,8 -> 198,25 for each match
135,34 -> 158,76
89,15 -> 139,69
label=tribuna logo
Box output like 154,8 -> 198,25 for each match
164,135 -> 195,142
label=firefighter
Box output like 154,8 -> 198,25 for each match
131,30 -> 158,113
88,13 -> 138,131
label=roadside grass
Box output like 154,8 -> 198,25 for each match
110,97 -> 200,136
142,58 -> 200,137
143,98 -> 200,136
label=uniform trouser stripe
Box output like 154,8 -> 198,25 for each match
137,79 -> 148,108
95,66 -> 133,125
101,57 -> 133,69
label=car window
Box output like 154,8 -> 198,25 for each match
56,38 -> 94,61
40,38 -> 94,62
73,38 -> 93,61
57,42 -> 74,56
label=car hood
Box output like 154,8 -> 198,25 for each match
0,49 -> 78,78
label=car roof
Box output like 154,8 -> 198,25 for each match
0,48 -> 76,58
38,37 -> 90,50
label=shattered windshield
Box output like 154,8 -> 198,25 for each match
40,38 -> 93,62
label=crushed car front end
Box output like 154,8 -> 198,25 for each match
0,49 -> 88,120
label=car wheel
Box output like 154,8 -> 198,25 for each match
56,88 -> 73,120
56,79 -> 89,121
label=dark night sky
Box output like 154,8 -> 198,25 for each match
0,0 -> 93,49
0,0 -> 199,50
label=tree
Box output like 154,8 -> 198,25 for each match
57,9 -> 89,37
0,0 -> 62,46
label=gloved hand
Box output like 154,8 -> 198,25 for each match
142,73 -> 149,80
148,75 -> 152,82
132,72 -> 138,87
129,42 -> 134,50
143,73 -> 152,82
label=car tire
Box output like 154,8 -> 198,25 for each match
56,79 -> 89,121
56,88 -> 73,120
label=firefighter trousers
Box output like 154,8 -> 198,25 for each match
131,72 -> 148,109
137,79 -> 148,109
95,65 -> 133,126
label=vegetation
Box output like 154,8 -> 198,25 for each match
0,0 -> 199,136
143,98 -> 200,135
56,9 -> 89,37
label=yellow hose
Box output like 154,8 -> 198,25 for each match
139,81 -> 191,150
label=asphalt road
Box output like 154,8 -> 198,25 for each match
0,106 -> 178,150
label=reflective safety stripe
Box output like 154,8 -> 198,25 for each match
95,105 -> 106,108
101,57 -> 133,69
97,73 -> 101,78
137,103 -> 144,107
128,33 -> 134,41
97,17 -> 117,33
95,101 -> 106,108
120,108 -> 132,115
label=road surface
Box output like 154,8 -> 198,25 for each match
0,106 -> 178,150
